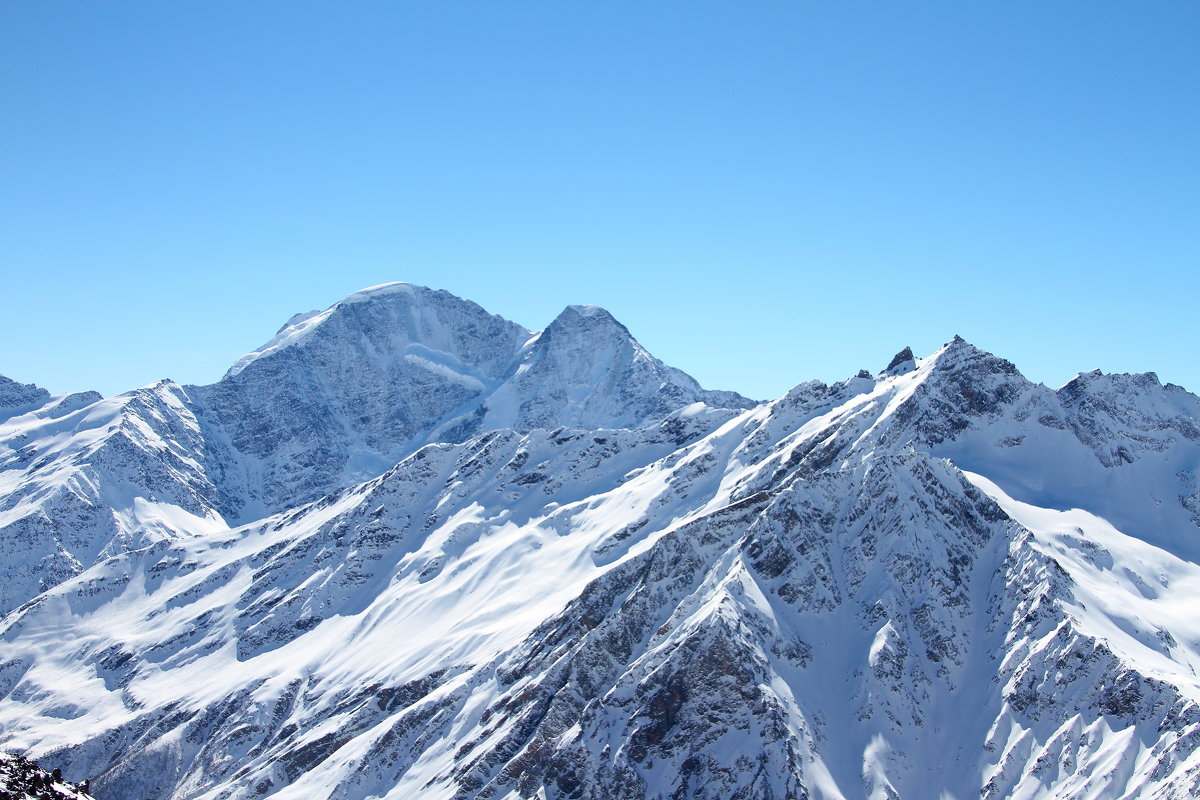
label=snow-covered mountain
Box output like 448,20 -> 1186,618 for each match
0,381 -> 227,617
0,284 -> 751,616
1,285 -> 1198,799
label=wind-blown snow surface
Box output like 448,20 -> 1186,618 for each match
1,287 -> 1198,800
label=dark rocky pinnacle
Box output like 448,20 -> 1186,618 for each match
885,347 -> 916,373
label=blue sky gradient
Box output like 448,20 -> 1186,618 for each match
2,2 -> 1197,399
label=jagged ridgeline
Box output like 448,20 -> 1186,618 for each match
1,283 -> 1198,800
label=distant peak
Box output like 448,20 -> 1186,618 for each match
560,303 -> 617,321
222,283 -> 533,380
341,282 -> 421,304
930,336 -> 993,363
940,335 -> 982,355
335,283 -> 518,323
568,303 -> 608,316
927,337 -> 1023,383
546,303 -> 629,335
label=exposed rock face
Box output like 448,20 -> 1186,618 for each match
883,346 -> 915,375
0,287 -> 1198,800
0,752 -> 95,800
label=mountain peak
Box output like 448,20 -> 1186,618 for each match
224,283 -> 527,379
532,304 -> 644,365
926,335 -> 1019,376
940,334 -> 985,357
883,346 -> 916,375
342,281 -> 420,301
189,284 -> 753,518
563,303 -> 612,318
545,303 -> 631,338
471,302 -> 751,433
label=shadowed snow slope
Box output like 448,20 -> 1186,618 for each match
1,290 -> 1198,800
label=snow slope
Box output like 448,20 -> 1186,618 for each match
0,381 -> 228,616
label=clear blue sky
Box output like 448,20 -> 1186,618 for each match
2,1 -> 1197,400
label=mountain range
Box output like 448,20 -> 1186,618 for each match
1,282 -> 1197,799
